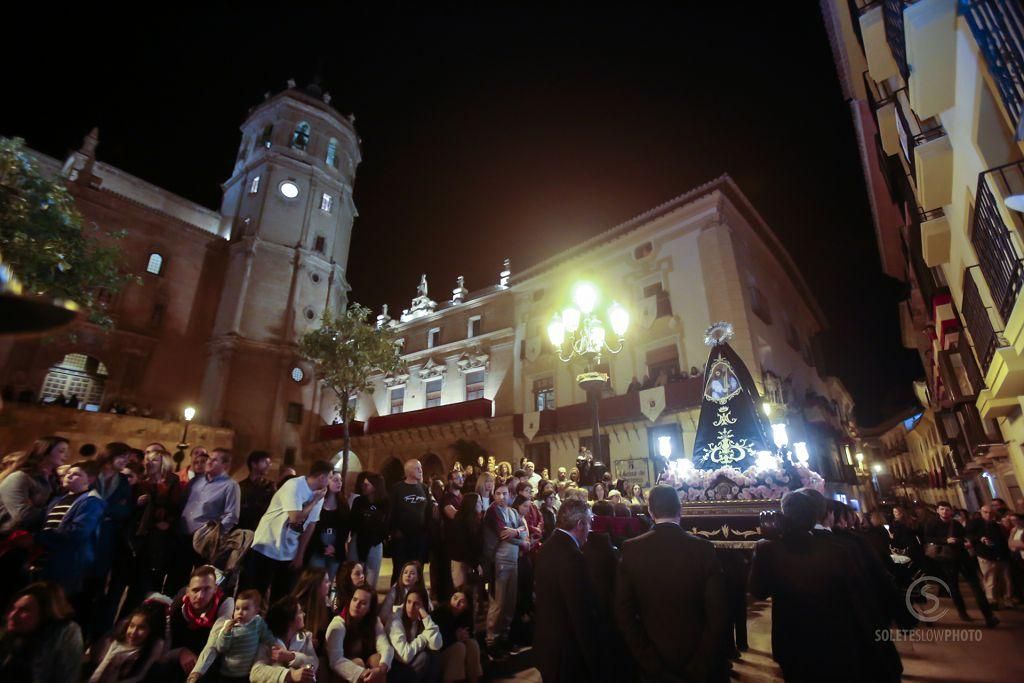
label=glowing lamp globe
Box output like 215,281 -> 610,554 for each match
658,435 -> 673,458
771,423 -> 789,448
793,441 -> 810,465
608,301 -> 629,337
562,306 -> 581,333
184,406 -> 196,422
573,282 -> 598,314
547,315 -> 565,348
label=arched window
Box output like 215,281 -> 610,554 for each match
146,253 -> 163,275
260,124 -> 273,148
326,138 -> 338,167
291,122 -> 311,151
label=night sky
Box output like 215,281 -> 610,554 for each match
2,5 -> 921,425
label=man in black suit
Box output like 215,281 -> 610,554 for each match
534,498 -> 603,681
750,490 -> 889,683
615,484 -> 728,683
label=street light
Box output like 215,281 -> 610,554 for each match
174,406 -> 196,469
548,281 -> 629,472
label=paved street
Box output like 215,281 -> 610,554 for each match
380,553 -> 1024,683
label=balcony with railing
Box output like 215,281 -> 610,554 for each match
893,88 -> 952,208
963,0 -> 1024,140
883,0 -> 910,80
971,161 -> 1024,324
961,266 -> 1002,373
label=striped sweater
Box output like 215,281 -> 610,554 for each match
192,615 -> 275,678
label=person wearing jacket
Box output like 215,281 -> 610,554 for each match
35,461 -> 106,600
0,581 -> 83,683
326,586 -> 393,682
250,595 -> 317,683
388,588 -> 441,682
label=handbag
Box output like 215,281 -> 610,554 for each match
924,542 -> 956,562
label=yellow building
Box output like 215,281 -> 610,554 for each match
822,0 -> 1024,507
318,176 -> 871,506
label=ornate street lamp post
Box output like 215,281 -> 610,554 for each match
547,282 -> 629,469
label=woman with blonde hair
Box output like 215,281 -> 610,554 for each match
474,472 -> 495,511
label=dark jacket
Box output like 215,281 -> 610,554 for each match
534,530 -> 603,682
968,518 -> 1010,561
237,477 -> 276,531
922,517 -> 968,563
349,495 -> 388,560
750,532 -> 898,683
615,522 -> 728,683
93,471 -> 133,577
446,512 -> 482,565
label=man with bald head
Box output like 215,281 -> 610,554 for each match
389,458 -> 429,583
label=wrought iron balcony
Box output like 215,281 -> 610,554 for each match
883,0 -> 910,80
970,160 -> 1024,324
863,70 -> 895,114
962,0 -> 1024,140
961,267 -> 1003,372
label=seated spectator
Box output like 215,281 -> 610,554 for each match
291,567 -> 332,652
89,604 -> 165,682
590,481 -> 608,506
388,588 -> 442,682
0,581 -> 83,683
188,589 -> 275,683
35,460 -> 106,601
433,588 -> 482,683
326,586 -> 393,682
159,565 -> 235,683
334,561 -> 368,613
380,560 -> 432,624
251,595 -> 317,683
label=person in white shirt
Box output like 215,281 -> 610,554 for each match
245,460 -> 331,601
524,461 -> 541,491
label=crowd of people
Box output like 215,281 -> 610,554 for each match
1,434 -> 1022,682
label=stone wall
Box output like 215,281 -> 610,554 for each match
0,403 -> 234,461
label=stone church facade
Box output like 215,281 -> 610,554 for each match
0,82 -> 357,464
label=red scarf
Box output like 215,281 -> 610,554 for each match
181,589 -> 223,630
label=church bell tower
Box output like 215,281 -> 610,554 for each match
200,80 -> 361,462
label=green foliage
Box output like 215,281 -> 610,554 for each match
0,137 -> 136,327
298,303 -> 406,418
299,303 -> 405,486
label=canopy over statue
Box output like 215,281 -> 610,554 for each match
692,322 -> 772,469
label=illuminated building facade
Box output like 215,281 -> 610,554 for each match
0,82 -> 358,464
822,0 -> 1024,507
323,176 -> 871,504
